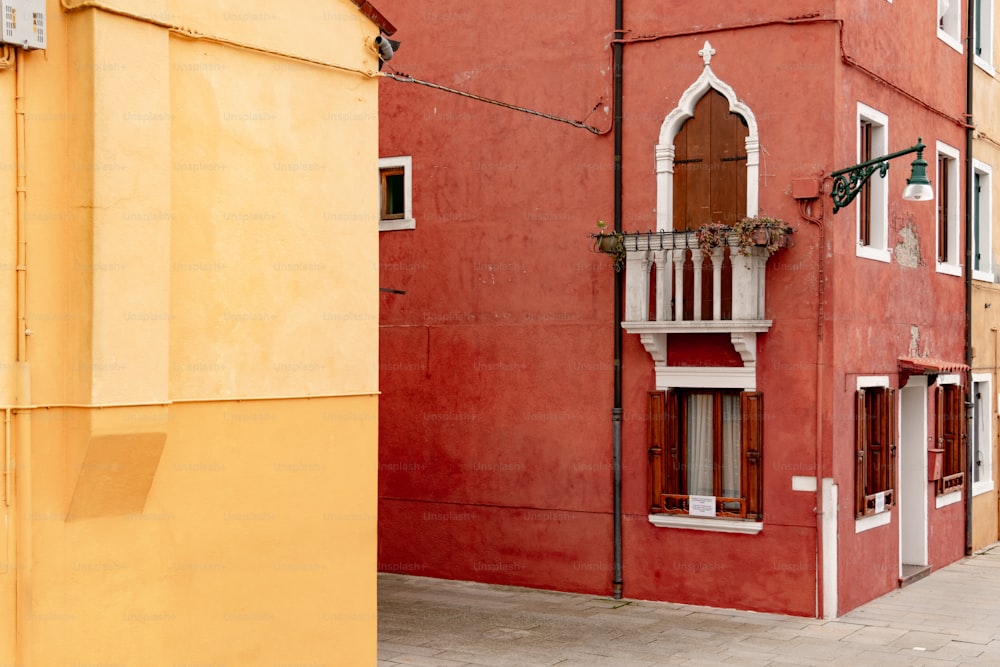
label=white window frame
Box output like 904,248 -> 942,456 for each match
976,0 -> 996,73
973,375 -> 994,497
936,142 -> 962,276
973,160 -> 995,281
378,155 -> 415,232
939,0 -> 964,53
855,375 -> 894,533
856,104 -> 890,263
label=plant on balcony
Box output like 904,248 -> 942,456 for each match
732,215 -> 790,256
695,222 -> 730,254
591,219 -> 626,271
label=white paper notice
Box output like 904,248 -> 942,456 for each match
689,495 -> 717,517
874,491 -> 885,514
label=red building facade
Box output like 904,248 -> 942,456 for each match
377,1 -> 971,617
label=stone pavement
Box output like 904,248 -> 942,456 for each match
378,544 -> 1000,666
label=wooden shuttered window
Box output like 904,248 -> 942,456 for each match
855,387 -> 897,517
935,384 -> 967,495
672,90 -> 748,231
647,389 -> 763,520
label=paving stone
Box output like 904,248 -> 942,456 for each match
379,544 -> 1000,666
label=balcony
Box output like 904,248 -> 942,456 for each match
616,227 -> 787,383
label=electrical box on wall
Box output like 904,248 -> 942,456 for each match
0,0 -> 45,50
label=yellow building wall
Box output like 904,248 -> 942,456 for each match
971,24 -> 1000,551
0,0 -> 383,663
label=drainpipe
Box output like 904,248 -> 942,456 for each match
611,0 -> 624,600
964,0 -> 975,557
13,47 -> 32,666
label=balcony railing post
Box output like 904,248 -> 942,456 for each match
711,247 -> 724,321
672,247 -> 686,322
653,249 -> 670,321
691,248 -> 704,322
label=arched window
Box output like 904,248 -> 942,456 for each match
673,91 -> 749,231
655,44 -> 759,233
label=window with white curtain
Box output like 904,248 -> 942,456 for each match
647,389 -> 763,521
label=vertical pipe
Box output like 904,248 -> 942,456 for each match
965,0 -> 975,556
612,0 -> 624,600
12,47 -> 31,666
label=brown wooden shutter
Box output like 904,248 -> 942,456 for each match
664,390 -> 680,497
672,91 -> 748,231
958,386 -> 968,489
740,391 -> 763,520
648,391 -> 666,512
855,389 -> 867,516
885,387 -> 897,505
940,384 -> 966,486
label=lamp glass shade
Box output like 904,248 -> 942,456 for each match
902,182 -> 934,201
902,153 -> 932,201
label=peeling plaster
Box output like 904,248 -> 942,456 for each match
895,225 -> 922,269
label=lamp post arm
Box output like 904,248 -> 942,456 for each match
830,140 -> 926,213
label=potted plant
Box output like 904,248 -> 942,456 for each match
732,215 -> 790,256
695,222 -> 731,254
591,220 -> 626,271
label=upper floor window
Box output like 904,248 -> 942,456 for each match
672,90 -> 749,230
655,42 -> 760,234
855,382 -> 896,517
976,0 -> 995,70
647,389 -> 763,522
973,160 -> 994,281
936,143 -> 961,274
378,156 -> 415,232
939,0 -> 964,52
857,104 -> 889,262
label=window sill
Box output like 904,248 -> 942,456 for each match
855,510 -> 891,533
973,269 -> 996,283
935,262 -> 962,277
937,29 -> 964,54
648,514 -> 763,535
379,218 -> 416,232
975,56 -> 996,77
856,245 -> 890,263
935,489 -> 963,508
973,480 -> 995,497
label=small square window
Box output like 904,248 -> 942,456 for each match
379,156 -> 414,232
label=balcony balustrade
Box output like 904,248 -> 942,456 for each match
621,229 -> 776,333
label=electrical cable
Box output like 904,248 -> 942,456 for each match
382,70 -> 610,135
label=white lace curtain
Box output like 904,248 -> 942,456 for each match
686,394 -> 741,497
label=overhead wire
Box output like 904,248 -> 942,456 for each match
381,68 -> 610,135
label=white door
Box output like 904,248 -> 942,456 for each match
899,377 -> 928,569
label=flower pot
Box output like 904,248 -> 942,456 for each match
595,235 -> 619,253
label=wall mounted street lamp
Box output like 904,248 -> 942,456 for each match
830,139 -> 933,213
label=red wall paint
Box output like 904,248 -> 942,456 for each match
377,0 -> 968,617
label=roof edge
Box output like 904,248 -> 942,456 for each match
350,0 -> 397,36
